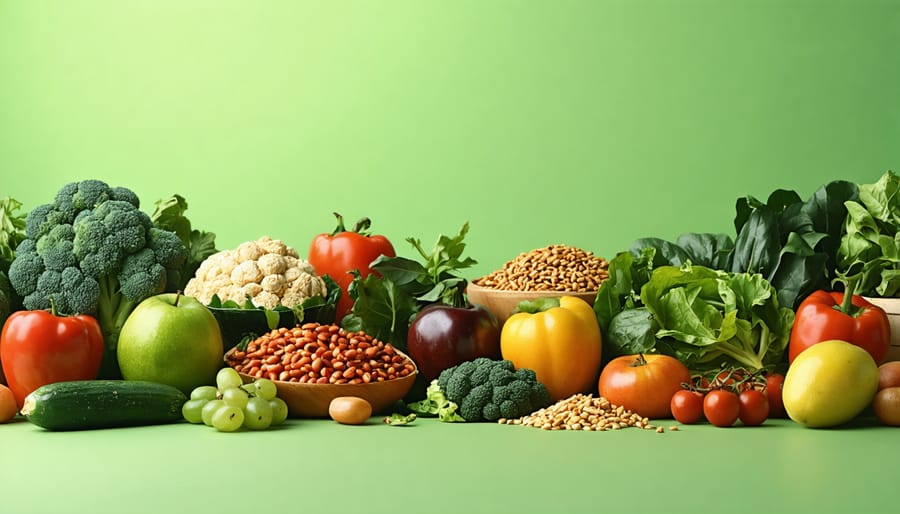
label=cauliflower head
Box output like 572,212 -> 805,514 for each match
185,235 -> 326,309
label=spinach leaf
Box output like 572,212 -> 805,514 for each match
731,208 -> 781,276
342,271 -> 418,351
675,233 -> 734,269
605,307 -> 658,358
593,248 -> 655,339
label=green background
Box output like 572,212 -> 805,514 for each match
1,0 -> 897,277
1,1 -> 899,514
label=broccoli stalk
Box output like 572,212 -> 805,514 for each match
96,273 -> 138,358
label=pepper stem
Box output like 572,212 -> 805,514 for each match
331,212 -> 372,236
48,296 -> 58,316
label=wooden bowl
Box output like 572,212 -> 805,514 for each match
223,347 -> 418,418
466,282 -> 598,325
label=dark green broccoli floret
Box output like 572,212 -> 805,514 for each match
117,248 -> 167,302
7,180 -> 187,378
458,383 -> 493,421
35,224 -> 77,271
436,358 -> 552,422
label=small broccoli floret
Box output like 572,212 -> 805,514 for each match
118,248 -> 167,302
458,383 -> 493,421
147,227 -> 188,270
55,179 -> 114,215
25,203 -> 70,241
437,358 -> 553,422
8,239 -> 42,297
110,186 -> 140,207
36,224 -> 77,271
60,266 -> 100,314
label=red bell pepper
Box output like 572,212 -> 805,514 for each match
308,213 -> 396,321
0,301 -> 105,407
788,290 -> 891,365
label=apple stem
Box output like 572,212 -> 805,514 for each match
174,290 -> 182,307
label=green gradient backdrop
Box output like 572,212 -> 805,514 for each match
2,3 -> 900,514
2,1 -> 897,279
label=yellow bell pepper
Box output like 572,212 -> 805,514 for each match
500,295 -> 602,401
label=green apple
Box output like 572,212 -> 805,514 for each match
783,339 -> 879,428
118,293 -> 224,394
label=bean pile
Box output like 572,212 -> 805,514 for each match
225,323 -> 416,384
499,393 -> 664,432
472,244 -> 609,292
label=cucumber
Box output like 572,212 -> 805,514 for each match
21,380 -> 188,431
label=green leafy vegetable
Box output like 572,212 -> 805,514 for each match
837,170 -> 899,297
341,222 -> 476,351
607,263 -> 793,372
383,413 -> 417,426
407,379 -> 465,422
150,194 -> 218,291
641,264 -> 794,371
0,196 -> 27,273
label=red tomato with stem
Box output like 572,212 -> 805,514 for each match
670,389 -> 704,424
598,354 -> 691,419
738,389 -> 769,426
703,389 -> 740,427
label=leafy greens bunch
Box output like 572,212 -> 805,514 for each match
623,178 -> 858,312
594,176 -> 863,372
341,222 -> 476,352
603,262 -> 794,372
0,196 -> 27,326
837,170 -> 899,298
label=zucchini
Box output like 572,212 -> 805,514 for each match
21,380 -> 187,431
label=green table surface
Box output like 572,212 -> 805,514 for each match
1,414 -> 896,514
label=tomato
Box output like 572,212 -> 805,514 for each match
738,389 -> 769,426
598,354 -> 691,419
877,361 -> 900,390
764,373 -> 787,418
670,389 -> 704,424
0,384 -> 16,423
0,307 -> 105,408
703,389 -> 740,427
308,213 -> 396,321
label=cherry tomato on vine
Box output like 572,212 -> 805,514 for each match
738,389 -> 769,426
703,389 -> 740,427
670,389 -> 704,424
765,373 -> 786,418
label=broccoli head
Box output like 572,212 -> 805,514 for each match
7,179 -> 187,378
436,357 -> 552,422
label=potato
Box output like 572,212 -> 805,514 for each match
873,387 -> 900,426
877,361 -> 900,390
328,396 -> 372,425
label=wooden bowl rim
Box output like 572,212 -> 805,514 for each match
466,281 -> 598,298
